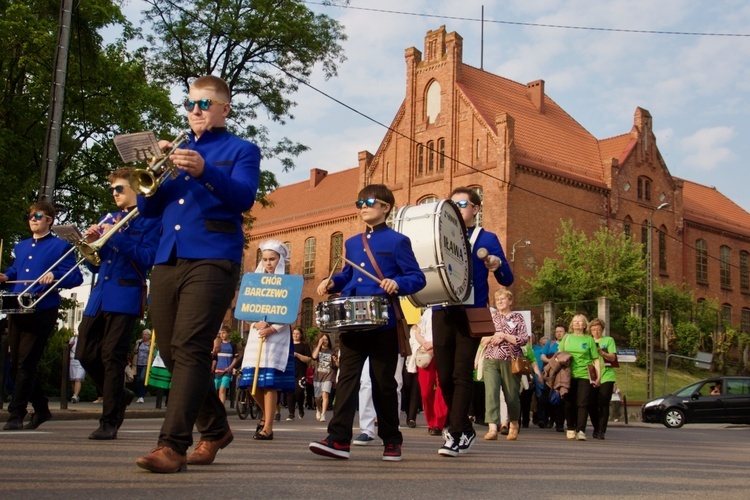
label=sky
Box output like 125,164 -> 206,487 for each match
118,0 -> 750,212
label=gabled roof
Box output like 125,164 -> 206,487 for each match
250,168 -> 359,233
599,133 -> 636,167
680,179 -> 750,237
458,65 -> 604,183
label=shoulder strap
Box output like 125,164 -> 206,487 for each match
361,233 -> 405,323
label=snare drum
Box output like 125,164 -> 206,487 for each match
394,200 -> 472,307
315,296 -> 390,332
0,292 -> 35,314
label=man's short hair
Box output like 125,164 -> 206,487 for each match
108,167 -> 134,183
358,184 -> 395,217
191,75 -> 231,102
30,201 -> 56,220
450,186 -> 482,207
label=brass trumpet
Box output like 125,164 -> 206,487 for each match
129,130 -> 190,197
18,209 -> 139,310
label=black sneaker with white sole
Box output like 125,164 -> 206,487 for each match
438,433 -> 459,457
309,437 -> 351,459
458,428 -> 477,454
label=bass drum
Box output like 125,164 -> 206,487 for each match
394,200 -> 472,307
0,292 -> 35,315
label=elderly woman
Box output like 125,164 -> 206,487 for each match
481,290 -> 528,441
559,314 -> 601,441
588,318 -> 616,439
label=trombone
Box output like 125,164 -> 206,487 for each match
129,130 -> 190,197
18,209 -> 140,310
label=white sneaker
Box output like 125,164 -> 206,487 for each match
136,397 -> 145,404
319,414 -> 326,422
566,430 -> 576,440
316,410 -> 321,420
71,395 -> 79,404
576,431 -> 587,441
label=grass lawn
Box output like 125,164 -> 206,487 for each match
613,361 -> 718,403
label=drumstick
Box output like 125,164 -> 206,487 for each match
343,257 -> 382,284
321,257 -> 341,292
144,329 -> 157,386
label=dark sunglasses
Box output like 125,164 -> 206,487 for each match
182,98 -> 227,112
454,200 -> 475,209
355,198 -> 388,209
108,185 -> 127,195
27,212 -> 48,221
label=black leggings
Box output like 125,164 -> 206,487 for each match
563,378 -> 592,433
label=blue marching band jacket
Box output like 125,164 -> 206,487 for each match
2,234 -> 83,310
83,210 -> 161,317
138,127 -> 261,266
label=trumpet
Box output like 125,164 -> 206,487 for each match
18,209 -> 139,310
129,130 -> 190,197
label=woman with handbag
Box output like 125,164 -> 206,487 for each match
481,290 -> 528,441
559,314 -> 601,441
587,318 -> 617,439
410,308 -> 449,436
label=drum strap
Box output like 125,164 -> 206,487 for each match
468,226 -> 483,250
361,234 -> 412,357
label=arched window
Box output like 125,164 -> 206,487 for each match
721,303 -> 732,326
637,176 -> 652,201
471,186 -> 484,227
301,298 -> 314,330
303,237 -> 316,279
416,143 -> 424,177
255,247 -> 262,269
623,216 -> 632,239
695,239 -> 708,283
742,308 -> 750,334
720,245 -> 732,288
419,195 -> 438,205
740,250 -> 749,291
426,80 -> 441,124
427,140 -> 435,173
438,138 -> 445,172
658,225 -> 667,273
330,233 -> 343,273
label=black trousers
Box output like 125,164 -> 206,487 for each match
286,375 -> 306,417
589,381 -> 615,435
7,307 -> 58,419
149,259 -> 239,455
564,378 -> 593,433
76,311 -> 137,426
432,308 -> 480,437
328,327 -> 401,445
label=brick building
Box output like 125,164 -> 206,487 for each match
245,26 -> 750,333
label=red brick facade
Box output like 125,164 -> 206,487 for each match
245,26 -> 750,332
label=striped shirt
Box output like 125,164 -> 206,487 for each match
485,311 -> 528,361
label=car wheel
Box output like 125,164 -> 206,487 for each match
663,408 -> 685,428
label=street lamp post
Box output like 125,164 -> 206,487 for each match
646,202 -> 670,400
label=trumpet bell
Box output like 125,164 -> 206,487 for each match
130,169 -> 158,197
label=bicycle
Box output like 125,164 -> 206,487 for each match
235,377 -> 260,420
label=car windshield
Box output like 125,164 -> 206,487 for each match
674,382 -> 704,397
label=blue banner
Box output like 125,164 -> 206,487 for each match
234,273 -> 304,324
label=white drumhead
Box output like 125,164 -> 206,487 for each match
394,200 -> 471,307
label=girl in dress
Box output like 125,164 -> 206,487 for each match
238,240 -> 295,440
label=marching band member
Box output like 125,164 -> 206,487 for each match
135,75 -> 260,473
309,184 -> 426,462
432,187 -> 514,457
0,201 -> 83,430
75,167 -> 160,440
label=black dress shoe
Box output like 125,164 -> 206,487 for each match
3,417 -> 25,431
407,420 -> 417,428
89,423 -> 118,440
428,427 -> 442,436
25,411 -> 52,430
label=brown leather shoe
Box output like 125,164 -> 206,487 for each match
187,430 -> 234,465
136,446 -> 187,473
507,422 -> 519,441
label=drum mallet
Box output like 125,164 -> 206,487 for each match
476,248 -> 501,267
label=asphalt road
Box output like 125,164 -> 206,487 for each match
1,406 -> 748,499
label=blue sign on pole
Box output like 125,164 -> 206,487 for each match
234,273 -> 304,324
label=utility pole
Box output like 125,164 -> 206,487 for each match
39,0 -> 73,203
646,202 -> 670,399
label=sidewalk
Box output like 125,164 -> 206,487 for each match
0,396 -> 167,421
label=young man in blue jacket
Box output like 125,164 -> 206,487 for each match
75,167 -> 160,440
135,75 -> 260,473
1,201 -> 84,430
309,184 -> 426,462
432,187 -> 514,457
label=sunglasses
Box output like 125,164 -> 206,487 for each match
108,185 -> 127,195
454,200 -> 475,209
355,198 -> 388,209
27,212 -> 48,221
182,98 -> 227,112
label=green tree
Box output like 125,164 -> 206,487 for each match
525,219 -> 647,333
140,0 -> 348,190
0,0 -> 178,255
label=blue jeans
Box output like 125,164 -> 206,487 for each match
136,365 -> 148,398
